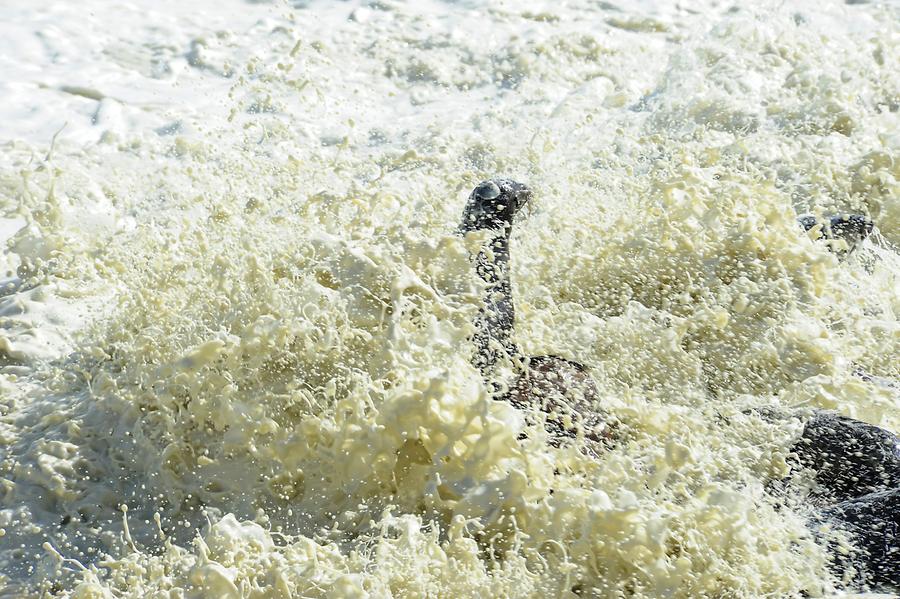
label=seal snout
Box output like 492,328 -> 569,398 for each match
509,181 -> 532,213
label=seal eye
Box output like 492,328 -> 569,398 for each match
475,181 -> 501,201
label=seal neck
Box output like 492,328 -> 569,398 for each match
466,224 -> 521,379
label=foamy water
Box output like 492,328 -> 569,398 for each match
1,0 -> 898,596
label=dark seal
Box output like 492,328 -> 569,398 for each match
459,179 -> 616,456
798,214 -> 874,257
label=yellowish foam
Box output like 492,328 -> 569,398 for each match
0,0 -> 898,597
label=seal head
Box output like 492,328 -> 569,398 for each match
798,214 -> 875,255
459,179 -> 532,233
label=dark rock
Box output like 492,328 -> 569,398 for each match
792,412 -> 900,503
818,488 -> 900,591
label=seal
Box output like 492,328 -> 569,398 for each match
798,213 -> 874,257
459,179 -> 616,456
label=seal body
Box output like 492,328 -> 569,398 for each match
503,355 -> 616,458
